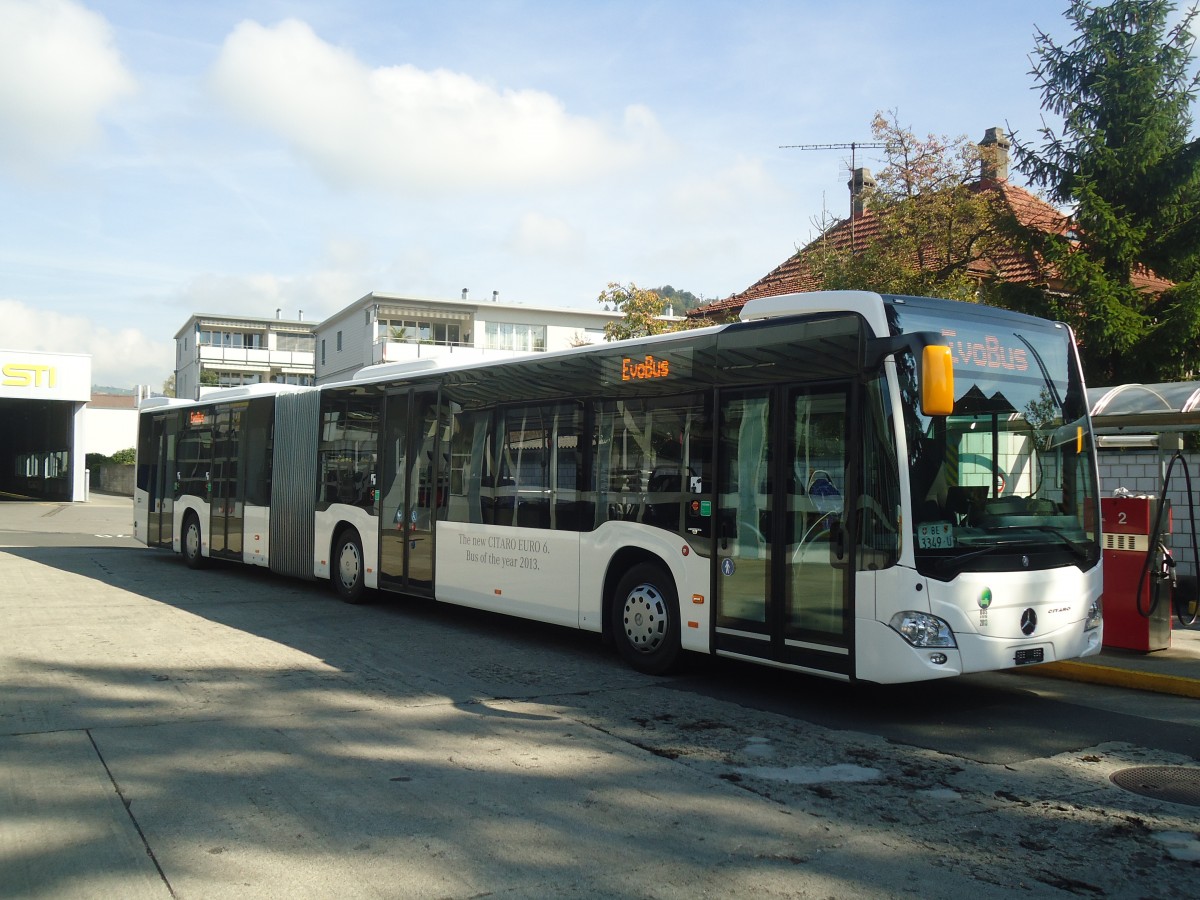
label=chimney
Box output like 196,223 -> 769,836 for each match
492,290 -> 498,302
276,308 -> 281,319
462,288 -> 469,300
298,309 -> 303,321
847,167 -> 876,219
979,127 -> 1010,184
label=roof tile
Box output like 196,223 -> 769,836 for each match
691,180 -> 1170,318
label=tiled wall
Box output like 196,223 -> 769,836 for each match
1098,448 -> 1200,577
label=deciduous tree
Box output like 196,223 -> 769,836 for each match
598,282 -> 710,341
808,111 -> 1009,302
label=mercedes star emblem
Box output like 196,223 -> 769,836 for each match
1020,608 -> 1038,636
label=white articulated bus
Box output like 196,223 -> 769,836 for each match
135,291 -> 1103,683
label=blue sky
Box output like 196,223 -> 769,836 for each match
0,0 -> 1109,388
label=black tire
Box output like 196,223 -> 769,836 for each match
332,528 -> 368,604
610,562 -> 681,675
182,512 -> 206,570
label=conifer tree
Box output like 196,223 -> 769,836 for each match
1014,0 -> 1200,383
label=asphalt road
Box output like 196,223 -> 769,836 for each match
2,497 -> 1198,898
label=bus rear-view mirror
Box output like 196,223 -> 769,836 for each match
921,345 -> 954,416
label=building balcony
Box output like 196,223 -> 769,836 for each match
198,347 -> 315,369
372,339 -> 526,365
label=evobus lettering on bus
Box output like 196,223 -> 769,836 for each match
622,354 -> 670,381
939,330 -> 1030,372
603,347 -> 691,385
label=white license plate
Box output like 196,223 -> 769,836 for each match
917,522 -> 954,549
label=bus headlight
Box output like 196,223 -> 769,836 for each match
889,611 -> 957,648
1085,597 -> 1102,631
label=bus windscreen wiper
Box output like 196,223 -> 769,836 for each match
931,539 -> 1027,572
980,523 -> 1093,560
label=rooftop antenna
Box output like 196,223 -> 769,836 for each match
779,141 -> 886,242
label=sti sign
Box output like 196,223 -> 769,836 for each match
0,351 -> 91,402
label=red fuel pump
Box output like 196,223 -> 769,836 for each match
1100,496 -> 1172,652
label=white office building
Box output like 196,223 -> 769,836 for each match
314,291 -> 620,384
174,314 -> 317,401
174,293 -> 621,395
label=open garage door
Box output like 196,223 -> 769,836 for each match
0,398 -> 78,501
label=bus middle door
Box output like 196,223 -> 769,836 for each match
380,389 -> 443,595
210,403 -> 244,560
714,383 -> 855,678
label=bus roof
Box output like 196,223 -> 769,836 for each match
139,382 -> 311,411
741,290 -> 889,337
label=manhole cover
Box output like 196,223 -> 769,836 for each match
1110,766 -> 1200,807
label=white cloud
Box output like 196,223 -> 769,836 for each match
0,0 -> 135,171
668,157 -> 777,219
0,299 -> 168,389
209,19 -> 669,193
507,211 -> 584,258
176,271 -> 350,325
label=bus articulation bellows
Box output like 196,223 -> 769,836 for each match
135,291 -> 1103,683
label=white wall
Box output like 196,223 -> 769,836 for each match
83,406 -> 138,456
317,307 -> 374,383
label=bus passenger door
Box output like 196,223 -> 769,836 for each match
210,404 -> 244,559
408,394 -> 444,589
146,414 -> 174,549
714,384 -> 854,678
380,390 -> 442,595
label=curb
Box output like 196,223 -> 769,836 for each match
1024,660 -> 1200,699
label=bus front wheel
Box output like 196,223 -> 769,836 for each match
610,562 -> 681,675
333,529 -> 368,604
182,512 -> 205,570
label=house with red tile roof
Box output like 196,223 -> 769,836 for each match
690,128 -> 1171,322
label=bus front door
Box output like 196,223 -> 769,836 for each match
146,414 -> 174,549
714,384 -> 854,678
380,390 -> 443,594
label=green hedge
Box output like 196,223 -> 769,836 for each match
86,448 -> 135,468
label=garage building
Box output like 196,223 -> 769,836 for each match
0,349 -> 90,501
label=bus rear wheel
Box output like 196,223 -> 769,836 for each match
611,562 -> 681,675
333,528 -> 368,604
182,512 -> 205,570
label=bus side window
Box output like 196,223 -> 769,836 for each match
551,402 -> 586,531
445,407 -> 485,525
593,395 -> 709,536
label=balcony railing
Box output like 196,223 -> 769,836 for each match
373,339 -> 528,365
198,347 -> 315,367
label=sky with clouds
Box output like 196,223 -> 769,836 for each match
0,0 -> 1125,389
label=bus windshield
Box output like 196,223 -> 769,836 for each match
892,301 -> 1100,578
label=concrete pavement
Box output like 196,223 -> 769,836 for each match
2,495 -> 1198,899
